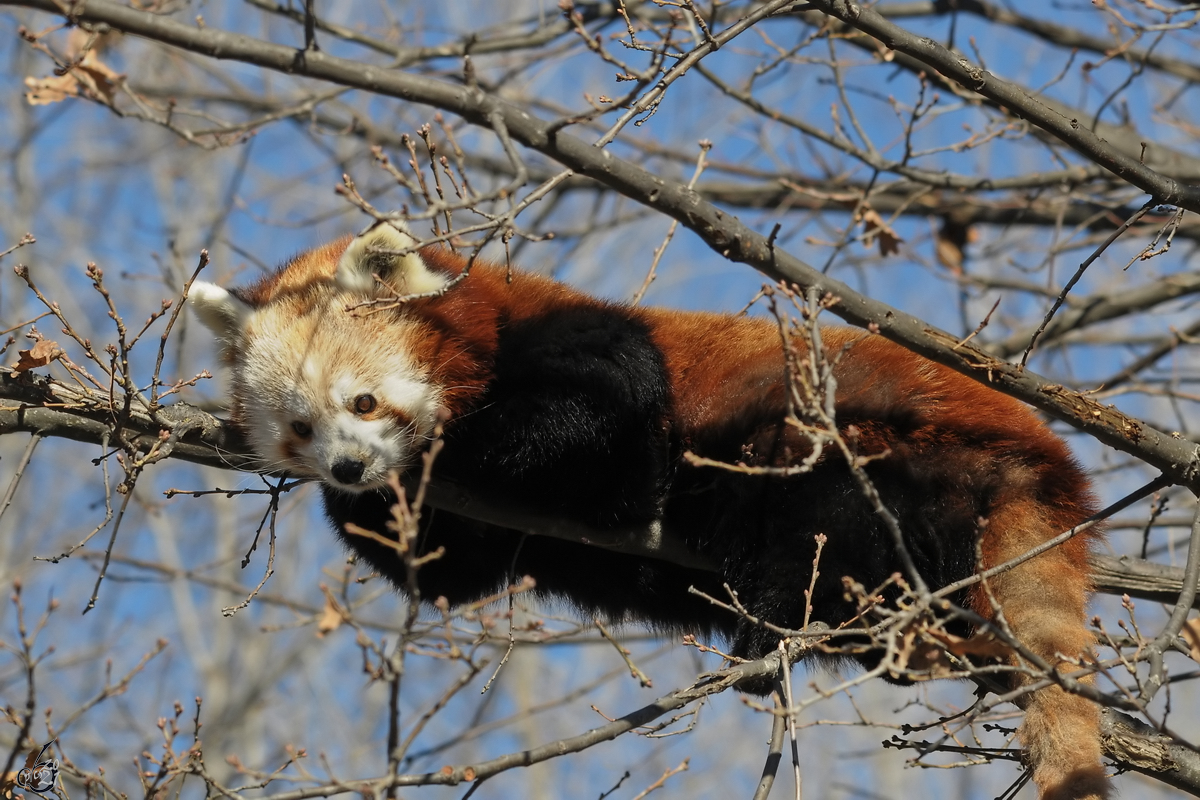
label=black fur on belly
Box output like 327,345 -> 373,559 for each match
321,487 -> 731,638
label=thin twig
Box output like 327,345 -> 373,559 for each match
751,689 -> 787,800
1022,199 -> 1157,367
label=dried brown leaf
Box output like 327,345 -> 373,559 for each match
860,207 -> 902,257
24,74 -> 78,106
908,644 -> 959,678
936,218 -> 977,274
1,772 -> 18,800
24,51 -> 120,106
76,57 -> 120,103
892,625 -> 958,679
925,627 -> 1013,660
892,621 -> 1012,681
10,339 -> 62,374
0,747 -> 42,800
935,236 -> 965,274
316,586 -> 346,637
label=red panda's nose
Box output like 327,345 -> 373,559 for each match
331,457 -> 366,485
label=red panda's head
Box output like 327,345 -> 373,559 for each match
189,222 -> 450,493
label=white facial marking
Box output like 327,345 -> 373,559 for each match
301,357 -> 320,384
381,374 -> 440,432
329,374 -> 358,408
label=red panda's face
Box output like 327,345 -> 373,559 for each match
232,301 -> 443,492
190,221 -> 450,492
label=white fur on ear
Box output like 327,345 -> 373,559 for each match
335,221 -> 448,295
189,281 -> 252,342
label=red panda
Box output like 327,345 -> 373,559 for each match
190,222 -> 1108,800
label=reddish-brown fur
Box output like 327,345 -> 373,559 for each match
223,238 -> 1107,799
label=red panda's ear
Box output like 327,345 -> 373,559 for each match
189,282 -> 252,343
336,221 -> 448,295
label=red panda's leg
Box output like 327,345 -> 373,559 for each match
974,500 -> 1109,800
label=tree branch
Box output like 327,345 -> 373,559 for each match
1102,709 -> 1200,795
1091,553 -> 1200,611
2,374 -> 1194,606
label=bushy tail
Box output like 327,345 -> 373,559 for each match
975,499 -> 1109,800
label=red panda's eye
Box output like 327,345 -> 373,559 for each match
291,420 -> 312,438
354,394 -> 376,414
